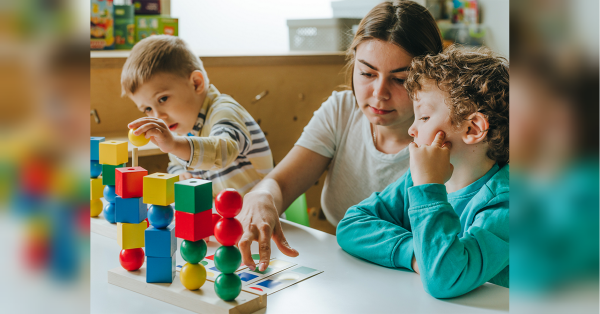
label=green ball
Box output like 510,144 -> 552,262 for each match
214,273 -> 242,301
180,239 -> 207,264
214,246 -> 242,274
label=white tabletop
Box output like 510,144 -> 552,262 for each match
91,219 -> 509,314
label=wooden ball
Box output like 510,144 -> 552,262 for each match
128,128 -> 150,147
119,248 -> 145,271
180,263 -> 207,290
214,218 -> 242,246
214,246 -> 241,274
214,189 -> 242,218
214,273 -> 242,301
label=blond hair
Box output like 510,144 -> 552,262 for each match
121,35 -> 209,96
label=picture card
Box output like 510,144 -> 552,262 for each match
243,265 -> 323,295
238,259 -> 297,286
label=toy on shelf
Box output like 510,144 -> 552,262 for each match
213,188 -> 244,301
174,178 -> 212,290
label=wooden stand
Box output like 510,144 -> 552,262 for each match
132,147 -> 138,167
108,266 -> 267,314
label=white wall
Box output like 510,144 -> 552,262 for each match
171,0 -> 333,53
479,0 -> 509,58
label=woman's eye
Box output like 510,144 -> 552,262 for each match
144,107 -> 152,113
360,72 -> 374,78
158,96 -> 168,103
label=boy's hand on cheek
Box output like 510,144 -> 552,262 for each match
409,131 -> 454,186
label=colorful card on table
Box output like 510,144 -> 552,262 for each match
244,265 -> 323,295
237,259 -> 296,286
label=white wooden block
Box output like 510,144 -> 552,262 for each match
108,266 -> 267,314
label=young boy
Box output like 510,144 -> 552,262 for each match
337,46 -> 509,299
121,35 -> 273,196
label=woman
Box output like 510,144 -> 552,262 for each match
237,0 -> 444,272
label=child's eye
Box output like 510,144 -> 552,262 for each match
394,78 -> 406,84
360,72 -> 374,78
158,96 -> 168,103
419,116 -> 429,121
144,107 -> 152,113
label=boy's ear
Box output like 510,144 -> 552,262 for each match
190,70 -> 205,95
462,112 -> 489,145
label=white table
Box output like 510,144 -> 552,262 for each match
91,219 -> 509,314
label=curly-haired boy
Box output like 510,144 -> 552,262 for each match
337,46 -> 509,298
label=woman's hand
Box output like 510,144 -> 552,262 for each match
237,189 -> 298,271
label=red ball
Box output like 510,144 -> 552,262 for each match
119,248 -> 145,271
214,218 -> 243,246
215,189 -> 243,218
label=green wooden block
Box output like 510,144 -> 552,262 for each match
175,179 -> 212,213
101,163 -> 127,186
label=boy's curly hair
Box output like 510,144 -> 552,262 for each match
405,45 -> 509,164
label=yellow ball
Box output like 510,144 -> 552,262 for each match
91,199 -> 103,217
128,128 -> 150,147
180,262 -> 207,290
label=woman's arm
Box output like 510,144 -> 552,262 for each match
237,146 -> 331,271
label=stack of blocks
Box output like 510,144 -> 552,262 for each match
115,166 -> 149,271
212,189 -> 244,301
144,173 -> 179,283
98,140 -> 129,223
174,179 -> 213,290
90,137 -> 105,217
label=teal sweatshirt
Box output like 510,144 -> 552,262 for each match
337,164 -> 509,299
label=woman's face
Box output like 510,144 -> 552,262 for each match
353,39 -> 414,128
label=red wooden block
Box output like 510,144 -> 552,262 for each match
175,210 -> 212,242
115,167 -> 148,198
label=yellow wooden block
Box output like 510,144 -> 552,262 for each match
91,176 -> 104,200
143,173 -> 179,206
117,222 -> 146,249
99,140 -> 128,166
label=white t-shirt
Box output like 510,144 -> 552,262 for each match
295,90 -> 410,226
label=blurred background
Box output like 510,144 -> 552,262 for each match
0,0 -> 597,313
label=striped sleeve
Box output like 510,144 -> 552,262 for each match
167,153 -> 187,175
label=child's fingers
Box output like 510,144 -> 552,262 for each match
144,127 -> 164,140
238,232 -> 256,271
431,131 -> 445,147
128,117 -> 157,129
257,227 -> 273,272
134,122 -> 163,136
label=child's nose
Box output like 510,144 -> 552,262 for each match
408,123 -> 417,138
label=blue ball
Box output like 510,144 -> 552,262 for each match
103,202 -> 116,224
148,205 -> 174,228
104,185 -> 116,203
90,160 -> 102,178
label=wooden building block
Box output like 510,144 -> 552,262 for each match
146,255 -> 176,283
99,140 -> 128,166
102,163 -> 127,186
91,177 -> 105,200
116,167 -> 148,198
117,221 -> 146,249
175,210 -> 212,242
115,196 -> 147,224
108,266 -> 266,314
143,173 -> 179,206
90,137 -> 105,161
145,225 -> 176,257
175,179 -> 212,214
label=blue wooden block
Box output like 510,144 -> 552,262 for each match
115,196 -> 147,224
146,255 -> 175,283
91,137 -> 105,161
145,225 -> 176,257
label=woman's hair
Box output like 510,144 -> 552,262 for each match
405,45 -> 510,164
344,0 -> 443,92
